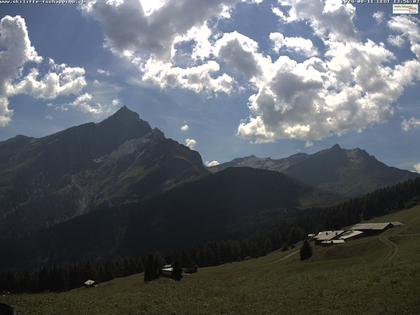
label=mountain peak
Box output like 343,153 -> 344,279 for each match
331,144 -> 342,150
98,106 -> 151,132
108,106 -> 140,121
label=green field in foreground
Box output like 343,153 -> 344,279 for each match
2,205 -> 420,315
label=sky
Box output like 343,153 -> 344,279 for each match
0,0 -> 419,171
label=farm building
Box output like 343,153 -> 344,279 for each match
311,221 -> 404,246
350,223 -> 392,235
339,230 -> 364,241
313,230 -> 344,245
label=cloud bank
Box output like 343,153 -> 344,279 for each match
80,0 -> 420,144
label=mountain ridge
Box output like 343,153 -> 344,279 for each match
210,144 -> 418,197
0,106 -> 208,237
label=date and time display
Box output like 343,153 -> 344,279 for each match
342,0 -> 419,14
343,0 -> 419,2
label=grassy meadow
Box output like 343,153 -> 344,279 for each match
2,205 -> 420,315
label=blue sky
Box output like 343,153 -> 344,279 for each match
0,0 -> 419,171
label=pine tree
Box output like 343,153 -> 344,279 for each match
171,261 -> 183,281
144,254 -> 154,282
300,240 -> 313,261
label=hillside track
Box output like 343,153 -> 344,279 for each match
267,250 -> 299,265
378,236 -> 399,261
395,233 -> 420,237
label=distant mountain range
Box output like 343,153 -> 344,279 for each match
0,107 -> 207,237
210,144 -> 418,197
0,107 -> 418,270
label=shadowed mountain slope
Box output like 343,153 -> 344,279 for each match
0,167 -> 325,270
0,107 -> 207,237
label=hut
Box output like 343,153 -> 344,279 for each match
84,280 -> 96,288
307,233 -> 316,240
161,264 -> 173,277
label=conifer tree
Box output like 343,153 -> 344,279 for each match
144,254 -> 155,282
300,239 -> 313,261
171,260 -> 183,281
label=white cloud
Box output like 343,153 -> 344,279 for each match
206,160 -> 220,167
172,23 -> 213,61
373,11 -> 385,24
233,0 -> 420,143
82,0 -> 238,60
82,0 -> 242,95
139,0 -> 168,16
185,138 -> 197,150
213,31 -> 272,87
0,15 -> 88,126
67,81 -> 122,116
180,124 -> 190,132
0,15 -> 41,126
388,16 -> 420,58
402,117 -> 420,132
215,32 -> 263,79
7,65 -> 86,100
142,59 -> 235,94
414,163 -> 420,173
305,141 -> 313,148
270,32 -> 318,57
71,93 -> 98,114
276,0 -> 358,42
0,98 -> 12,127
97,68 -> 111,76
388,35 -> 405,48
238,38 -> 420,142
272,7 -> 287,22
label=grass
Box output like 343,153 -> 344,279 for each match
2,205 -> 420,315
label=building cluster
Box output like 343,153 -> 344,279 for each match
309,222 -> 403,246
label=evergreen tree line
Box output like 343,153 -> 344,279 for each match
0,256 -> 144,293
1,177 -> 419,293
0,228 -> 295,293
300,176 -> 420,232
